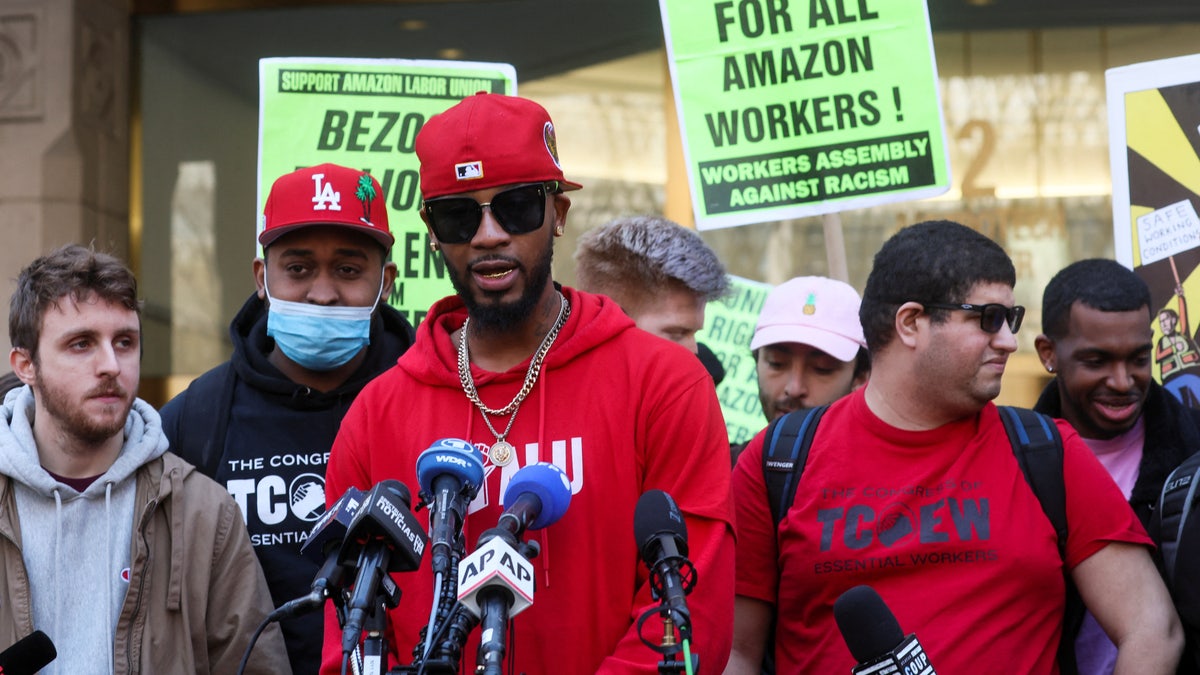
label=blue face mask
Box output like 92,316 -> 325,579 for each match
264,273 -> 383,372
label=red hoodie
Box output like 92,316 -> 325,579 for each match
321,287 -> 735,674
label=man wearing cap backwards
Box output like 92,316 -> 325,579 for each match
159,163 -> 414,675
323,93 -> 734,673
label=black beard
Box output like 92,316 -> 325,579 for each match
446,236 -> 555,333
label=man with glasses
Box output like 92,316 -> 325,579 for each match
322,93 -> 734,673
1033,258 -> 1197,673
727,220 -> 1179,673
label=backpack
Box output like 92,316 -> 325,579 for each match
758,404 -> 1074,672
1158,452 -> 1200,673
1159,451 -> 1200,589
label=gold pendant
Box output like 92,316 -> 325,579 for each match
489,440 -> 515,466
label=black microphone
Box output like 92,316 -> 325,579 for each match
833,585 -> 936,674
271,487 -> 366,621
633,490 -> 696,631
0,630 -> 56,675
338,480 -> 428,655
415,438 -> 485,577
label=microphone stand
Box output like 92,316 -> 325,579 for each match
354,575 -> 403,675
394,537 -> 475,674
635,557 -> 699,675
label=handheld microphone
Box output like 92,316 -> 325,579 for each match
833,585 -> 936,675
458,463 -> 572,675
271,487 -> 366,621
0,630 -> 56,675
416,438 -> 485,577
339,480 -> 428,655
633,490 -> 696,630
491,461 -> 572,542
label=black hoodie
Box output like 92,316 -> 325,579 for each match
159,292 -> 414,675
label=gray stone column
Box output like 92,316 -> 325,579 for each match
0,0 -> 130,356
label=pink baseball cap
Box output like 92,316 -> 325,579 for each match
750,276 -> 866,361
259,163 -> 393,249
416,92 -> 583,200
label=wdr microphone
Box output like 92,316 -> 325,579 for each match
339,480 -> 428,655
271,487 -> 366,620
833,585 -> 936,675
633,490 -> 696,630
458,463 -> 572,675
416,438 -> 485,576
0,630 -> 56,675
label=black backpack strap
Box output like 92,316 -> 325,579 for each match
998,405 -> 1067,559
998,405 -> 1076,675
1159,452 -> 1200,587
761,406 -> 829,528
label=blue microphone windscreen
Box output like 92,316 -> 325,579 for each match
416,438 -> 484,493
502,462 -> 572,530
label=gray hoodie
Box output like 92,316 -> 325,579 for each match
0,385 -> 167,675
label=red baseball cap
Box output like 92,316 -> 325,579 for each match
259,163 -> 394,249
416,92 -> 583,200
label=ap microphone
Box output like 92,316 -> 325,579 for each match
271,487 -> 366,621
834,585 -> 936,675
459,463 -> 573,675
633,489 -> 696,630
416,438 -> 485,577
459,462 -> 573,616
339,480 -> 428,655
0,630 -> 56,675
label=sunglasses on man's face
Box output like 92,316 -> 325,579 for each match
922,302 -> 1026,334
422,182 -> 557,245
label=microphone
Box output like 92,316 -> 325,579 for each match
493,461 -> 573,541
271,487 -> 366,620
416,438 -> 485,577
0,630 -> 56,675
633,490 -> 696,630
338,480 -> 428,655
457,463 -> 572,675
833,585 -> 936,675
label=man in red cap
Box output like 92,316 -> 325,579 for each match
160,163 -> 415,675
323,93 -> 734,673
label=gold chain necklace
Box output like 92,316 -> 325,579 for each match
457,291 -> 570,465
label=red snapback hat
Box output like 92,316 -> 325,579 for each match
259,163 -> 394,249
416,92 -> 583,200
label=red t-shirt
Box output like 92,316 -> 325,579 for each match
733,389 -> 1149,674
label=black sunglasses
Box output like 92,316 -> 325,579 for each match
922,302 -> 1025,334
422,181 -> 558,245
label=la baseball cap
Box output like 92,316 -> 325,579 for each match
259,163 -> 394,249
416,92 -> 583,200
750,276 -> 867,361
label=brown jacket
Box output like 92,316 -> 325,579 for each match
0,452 -> 292,674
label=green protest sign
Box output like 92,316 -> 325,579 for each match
258,57 -> 517,327
697,275 -> 773,446
659,0 -> 950,230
